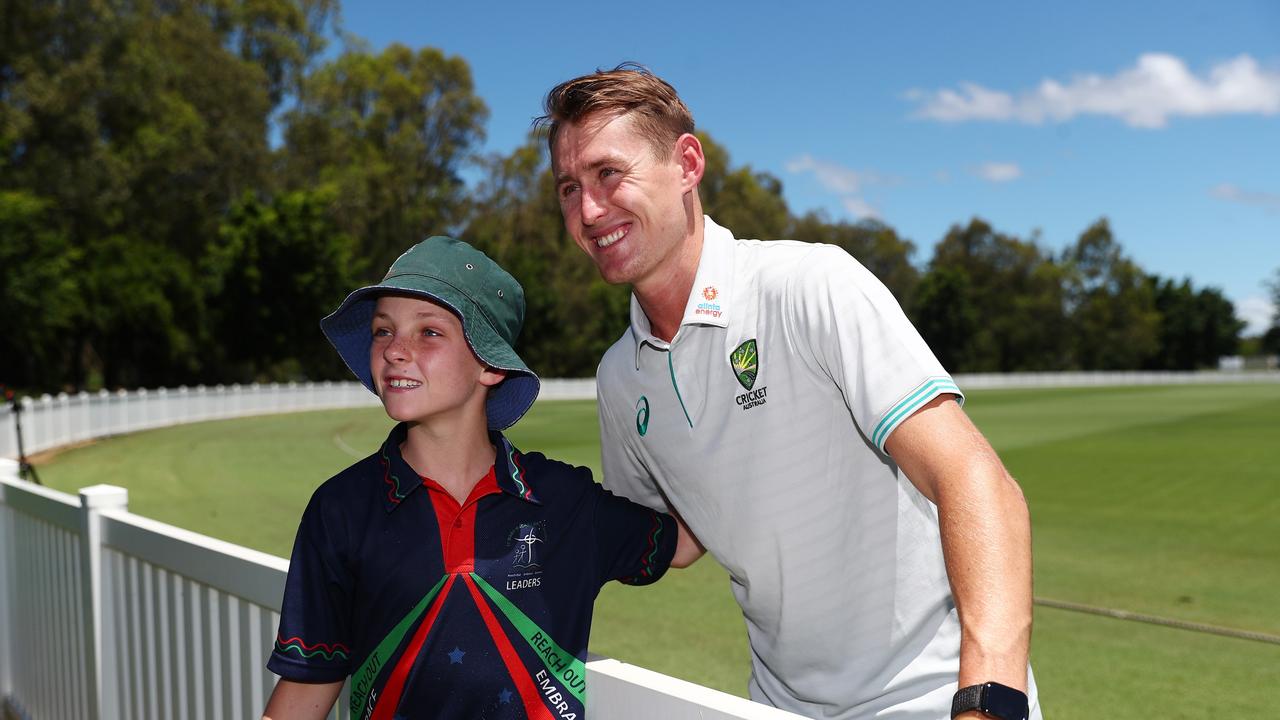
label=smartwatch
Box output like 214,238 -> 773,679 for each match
950,682 -> 1029,720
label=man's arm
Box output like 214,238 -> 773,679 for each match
671,514 -> 706,568
884,395 -> 1033,707
262,678 -> 344,720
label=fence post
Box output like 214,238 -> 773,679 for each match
1,458 -> 18,708
79,484 -> 129,720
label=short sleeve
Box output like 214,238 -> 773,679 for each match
785,244 -> 963,453
267,489 -> 355,682
592,484 -> 678,587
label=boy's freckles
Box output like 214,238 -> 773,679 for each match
368,294 -> 490,426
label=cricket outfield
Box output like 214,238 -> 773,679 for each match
34,384 -> 1280,719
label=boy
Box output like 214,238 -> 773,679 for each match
263,236 -> 699,719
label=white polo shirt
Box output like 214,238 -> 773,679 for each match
597,217 -> 1039,719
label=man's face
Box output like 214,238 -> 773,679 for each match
552,112 -> 691,289
369,295 -> 500,427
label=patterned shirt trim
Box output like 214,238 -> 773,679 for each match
617,511 -> 668,585
274,634 -> 350,661
501,437 -> 537,502
871,377 -> 964,450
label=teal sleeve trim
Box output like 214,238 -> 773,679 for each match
871,378 -> 963,450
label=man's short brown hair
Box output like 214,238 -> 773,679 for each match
537,63 -> 695,159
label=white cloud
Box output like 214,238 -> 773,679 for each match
1238,295 -> 1276,336
787,154 -> 876,194
974,162 -> 1022,183
1210,183 -> 1280,214
842,197 -> 881,220
909,53 -> 1280,128
787,154 -> 892,220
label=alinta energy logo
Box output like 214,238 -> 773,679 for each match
730,339 -> 767,410
695,285 -> 722,319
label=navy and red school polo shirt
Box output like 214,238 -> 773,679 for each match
268,422 -> 676,719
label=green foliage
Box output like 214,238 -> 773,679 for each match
913,265 -> 980,372
204,189 -> 362,381
0,2 -> 1252,389
1144,277 -> 1243,369
0,191 -> 81,389
279,43 -> 488,276
1264,269 -> 1280,355
1,0 -> 336,390
697,132 -> 790,240
917,218 -> 1067,372
1062,219 -> 1160,369
79,234 -> 206,388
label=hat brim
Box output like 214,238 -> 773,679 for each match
320,280 -> 540,431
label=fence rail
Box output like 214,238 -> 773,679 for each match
0,380 -> 804,720
5,373 -> 1278,462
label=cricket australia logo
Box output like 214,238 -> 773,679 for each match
730,339 -> 768,410
506,521 -> 546,590
730,340 -> 758,389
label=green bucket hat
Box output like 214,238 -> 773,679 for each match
320,236 -> 540,430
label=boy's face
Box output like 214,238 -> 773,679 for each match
370,295 -> 505,427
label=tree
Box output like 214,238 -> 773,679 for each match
1062,219 -> 1159,369
2,0 -> 337,390
697,132 -> 790,241
280,43 -> 488,277
1263,268 -> 1280,356
203,189 -> 362,382
912,266 -> 980,373
1145,276 -> 1244,369
919,218 -> 1067,372
0,191 -> 81,390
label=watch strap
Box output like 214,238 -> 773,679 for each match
951,682 -> 1029,720
951,684 -> 984,718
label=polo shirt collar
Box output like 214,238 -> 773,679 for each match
378,423 -> 542,513
630,215 -> 736,368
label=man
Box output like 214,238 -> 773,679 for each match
538,66 -> 1040,720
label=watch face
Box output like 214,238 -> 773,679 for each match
982,682 -> 1029,720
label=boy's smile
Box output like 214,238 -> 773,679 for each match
370,295 -> 504,428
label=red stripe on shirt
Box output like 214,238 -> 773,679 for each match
369,574 -> 456,720
462,574 -> 555,720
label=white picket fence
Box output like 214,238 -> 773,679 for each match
0,381 -> 801,720
4,372 -> 1277,461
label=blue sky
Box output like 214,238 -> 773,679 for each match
338,1 -> 1280,334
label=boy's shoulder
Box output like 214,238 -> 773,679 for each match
503,445 -> 598,499
306,450 -> 388,512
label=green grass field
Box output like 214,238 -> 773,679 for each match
34,384 -> 1280,718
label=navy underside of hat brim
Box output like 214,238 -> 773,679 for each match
319,284 -> 539,430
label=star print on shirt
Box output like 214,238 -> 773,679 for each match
448,647 -> 465,664
498,688 -> 512,704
